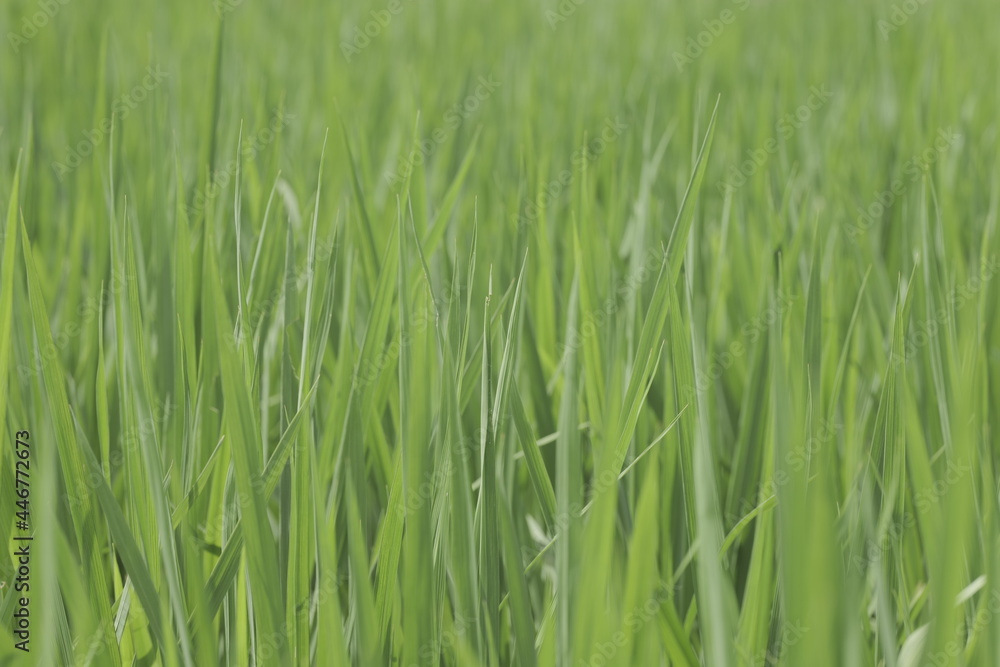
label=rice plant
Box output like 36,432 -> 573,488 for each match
1,0 -> 999,665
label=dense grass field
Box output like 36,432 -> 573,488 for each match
2,0 -> 1000,665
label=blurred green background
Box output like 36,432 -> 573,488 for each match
2,0 -> 999,665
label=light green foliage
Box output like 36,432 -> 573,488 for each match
1,0 -> 999,665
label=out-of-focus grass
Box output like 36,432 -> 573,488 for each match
1,0 -> 999,664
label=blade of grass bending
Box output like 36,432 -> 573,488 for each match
441,308 -> 482,655
21,218 -> 127,666
339,119 -> 379,288
206,243 -> 287,665
345,474 -> 382,664
192,378 -> 318,625
665,96 -> 720,286
285,129 -> 327,665
510,380 -> 557,530
121,208 -> 196,666
373,449 -> 404,645
608,252 -> 670,475
422,127 -> 482,256
476,268 -> 501,665
399,203 -> 439,665
616,447 -> 664,665
491,251 -> 528,440
686,278 -> 738,667
497,488 -> 537,667
555,270 -> 582,666
0,154 -> 21,575
70,413 -> 168,656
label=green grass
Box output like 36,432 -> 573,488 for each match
2,0 -> 1000,665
